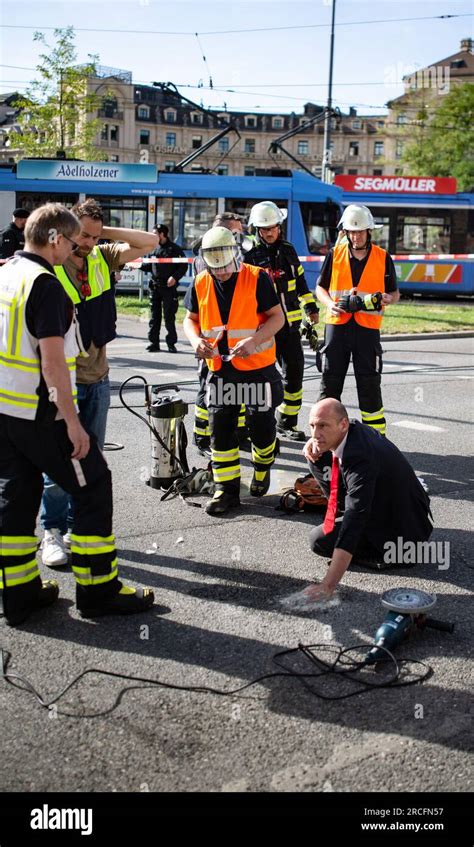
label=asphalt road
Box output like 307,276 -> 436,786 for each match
1,319 -> 472,797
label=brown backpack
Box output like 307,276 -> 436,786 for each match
279,473 -> 328,513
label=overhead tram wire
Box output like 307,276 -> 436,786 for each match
0,13 -> 470,36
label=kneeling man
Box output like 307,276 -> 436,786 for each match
302,399 -> 433,601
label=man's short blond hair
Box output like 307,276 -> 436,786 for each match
24,203 -> 80,248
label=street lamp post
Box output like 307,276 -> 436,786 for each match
322,0 -> 337,183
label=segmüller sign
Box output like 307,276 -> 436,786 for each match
17,159 -> 157,183
335,175 -> 457,194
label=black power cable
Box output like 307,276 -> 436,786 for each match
1,642 -> 433,719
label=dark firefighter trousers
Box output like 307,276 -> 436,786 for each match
318,321 -> 386,435
275,326 -> 305,430
194,360 -> 246,441
208,379 -> 283,497
148,285 -> 179,348
0,414 -> 121,623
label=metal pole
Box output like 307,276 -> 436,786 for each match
322,0 -> 337,183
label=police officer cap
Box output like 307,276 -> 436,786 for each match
13,208 -> 30,219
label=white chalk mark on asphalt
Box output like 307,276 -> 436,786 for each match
392,421 -> 446,432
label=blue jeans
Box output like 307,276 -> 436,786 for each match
40,376 -> 111,532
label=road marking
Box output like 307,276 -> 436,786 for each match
392,420 -> 446,432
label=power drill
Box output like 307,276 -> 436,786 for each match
338,291 -> 383,313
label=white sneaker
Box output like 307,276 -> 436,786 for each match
63,531 -> 72,549
41,529 -> 68,568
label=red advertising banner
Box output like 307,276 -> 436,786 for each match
334,175 -> 458,194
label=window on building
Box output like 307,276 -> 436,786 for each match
377,121 -> 385,128
102,97 -> 118,118
244,139 -> 255,153
373,169 -> 383,176
218,138 -> 229,153
138,106 -> 149,119
139,129 -> 150,145
352,119 -> 362,129
245,116 -> 257,128
135,90 -> 141,101
217,165 -> 229,175
349,141 -> 359,157
298,140 -> 309,155
164,161 -> 175,172
396,214 -> 451,254
374,141 -> 384,157
110,125 -> 119,142
191,112 -> 203,124
166,132 -> 176,147
348,169 -> 358,175
396,113 -> 407,125
101,123 -> 108,141
396,140 -> 404,159
272,117 -> 284,129
165,110 -> 176,123
244,167 -> 255,176
192,136 -> 202,150
109,155 -> 119,162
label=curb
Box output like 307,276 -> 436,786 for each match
117,314 -> 474,342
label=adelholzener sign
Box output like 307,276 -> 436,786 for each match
16,160 -> 158,183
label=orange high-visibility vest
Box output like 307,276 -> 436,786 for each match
194,263 -> 276,372
327,242 -> 386,329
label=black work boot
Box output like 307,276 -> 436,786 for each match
205,490 -> 240,516
250,470 -> 271,497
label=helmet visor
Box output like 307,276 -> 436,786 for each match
200,242 -> 242,273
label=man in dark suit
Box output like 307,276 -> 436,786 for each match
301,398 -> 433,602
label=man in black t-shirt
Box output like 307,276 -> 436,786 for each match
316,204 -> 400,436
183,227 -> 284,515
0,207 -> 30,259
0,202 -> 154,625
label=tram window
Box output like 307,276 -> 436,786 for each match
300,202 -> 339,254
225,198 -> 287,227
370,216 -> 390,251
181,198 -> 218,249
16,193 -> 77,211
89,195 -> 147,230
466,210 -> 474,253
396,215 -> 451,254
155,198 -> 174,232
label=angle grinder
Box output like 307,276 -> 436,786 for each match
365,588 -> 455,664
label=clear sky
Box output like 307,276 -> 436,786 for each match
0,0 -> 472,115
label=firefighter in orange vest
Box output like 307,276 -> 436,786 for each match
183,227 -> 285,515
315,204 -> 399,435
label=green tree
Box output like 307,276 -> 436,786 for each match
11,27 -> 103,160
402,82 -> 474,191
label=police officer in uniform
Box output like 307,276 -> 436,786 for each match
0,203 -> 154,625
183,227 -> 284,515
143,224 -> 187,353
245,201 -> 319,441
316,204 -> 399,436
0,208 -> 30,259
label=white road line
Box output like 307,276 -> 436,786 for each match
391,421 -> 446,432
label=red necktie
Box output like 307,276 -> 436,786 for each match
323,454 -> 340,535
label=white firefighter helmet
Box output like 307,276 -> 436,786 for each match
200,226 -> 240,270
338,204 -> 383,231
248,200 -> 288,228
